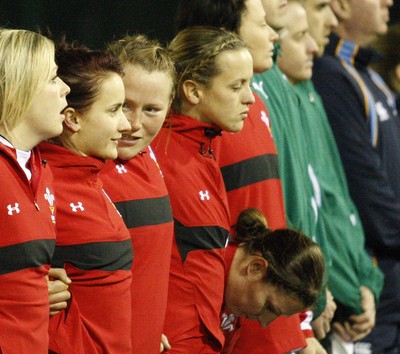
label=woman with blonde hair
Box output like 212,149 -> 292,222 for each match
0,29 -> 69,353
102,34 -> 175,353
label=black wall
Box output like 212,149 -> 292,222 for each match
0,0 -> 398,49
0,0 -> 179,48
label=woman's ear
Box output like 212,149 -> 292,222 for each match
63,107 -> 81,133
182,79 -> 202,105
246,256 -> 268,282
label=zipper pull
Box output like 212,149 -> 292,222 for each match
34,199 -> 40,210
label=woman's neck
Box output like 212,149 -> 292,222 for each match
0,127 -> 35,151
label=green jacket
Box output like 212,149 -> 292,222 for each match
253,65 -> 326,316
293,80 -> 384,314
253,65 -> 318,240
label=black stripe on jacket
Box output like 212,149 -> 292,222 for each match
51,239 -> 133,271
174,219 -> 229,263
115,195 -> 173,228
220,154 -> 279,192
0,239 -> 55,274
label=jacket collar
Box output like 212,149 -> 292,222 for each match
163,113 -> 222,158
325,33 -> 382,68
39,141 -> 105,173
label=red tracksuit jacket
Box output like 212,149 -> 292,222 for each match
0,142 -> 56,354
40,142 -> 133,354
153,114 -> 231,353
101,146 -> 174,354
214,94 -> 308,354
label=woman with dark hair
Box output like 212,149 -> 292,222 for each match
224,208 -> 324,331
39,42 -> 133,353
175,0 -> 317,352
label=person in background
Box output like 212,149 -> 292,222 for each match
0,28 -> 70,354
101,34 -> 175,353
371,23 -> 400,108
312,0 -> 399,351
152,26 -> 255,353
40,42 -> 133,353
176,0 -> 322,352
252,0 -> 338,352
277,1 -> 384,352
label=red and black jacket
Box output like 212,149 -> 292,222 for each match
0,141 -> 56,353
153,114 -> 231,350
40,142 -> 133,354
101,147 -> 174,354
214,94 -> 308,354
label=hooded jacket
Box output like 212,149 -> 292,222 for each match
0,141 -> 56,354
153,114 -> 230,351
101,147 -> 174,354
40,142 -> 133,354
213,94 -> 309,354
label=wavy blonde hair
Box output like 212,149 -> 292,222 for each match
0,29 -> 54,131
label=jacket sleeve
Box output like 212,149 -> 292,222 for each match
357,246 -> 384,303
313,60 -> 400,255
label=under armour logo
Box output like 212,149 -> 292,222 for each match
199,190 -> 210,201
116,164 -> 128,174
220,313 -> 236,332
7,203 -> 20,215
70,202 -> 84,212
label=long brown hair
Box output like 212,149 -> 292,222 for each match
234,208 -> 325,308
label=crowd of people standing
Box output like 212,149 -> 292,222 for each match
0,0 -> 398,353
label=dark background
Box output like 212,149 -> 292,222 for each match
0,0 -> 179,48
0,0 -> 399,49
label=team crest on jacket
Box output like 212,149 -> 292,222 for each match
220,312 -> 236,332
44,187 -> 56,223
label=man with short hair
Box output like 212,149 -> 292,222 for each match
312,0 -> 399,352
255,0 -> 384,352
